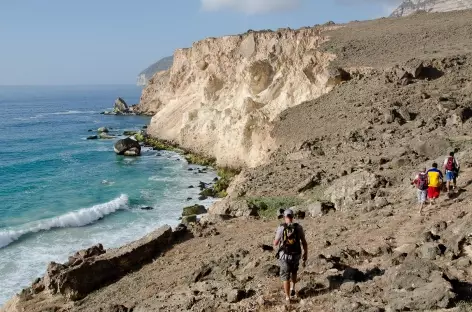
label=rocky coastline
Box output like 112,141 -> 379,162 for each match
4,8 -> 472,312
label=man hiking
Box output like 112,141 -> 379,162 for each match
427,162 -> 443,205
273,209 -> 308,302
412,167 -> 428,215
443,151 -> 460,193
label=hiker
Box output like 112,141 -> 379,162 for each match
443,151 -> 460,192
427,162 -> 443,205
273,209 -> 308,302
412,167 -> 428,214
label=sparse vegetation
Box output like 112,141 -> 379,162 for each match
247,196 -> 303,219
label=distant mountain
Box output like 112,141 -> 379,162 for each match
137,56 -> 173,86
391,0 -> 472,17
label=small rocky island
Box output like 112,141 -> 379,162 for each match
102,98 -> 138,116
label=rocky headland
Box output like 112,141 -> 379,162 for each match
4,8 -> 472,312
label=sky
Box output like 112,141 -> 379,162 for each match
0,0 -> 402,85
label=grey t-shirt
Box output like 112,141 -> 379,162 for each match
274,223 -> 306,247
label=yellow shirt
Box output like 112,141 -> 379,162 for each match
427,168 -> 443,188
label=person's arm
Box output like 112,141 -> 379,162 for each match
273,226 -> 282,249
456,158 -> 460,169
412,174 -> 419,186
299,226 -> 308,261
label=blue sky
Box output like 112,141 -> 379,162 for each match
0,0 -> 400,85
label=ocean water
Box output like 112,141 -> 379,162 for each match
0,85 -> 217,305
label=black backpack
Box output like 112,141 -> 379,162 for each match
281,223 -> 302,255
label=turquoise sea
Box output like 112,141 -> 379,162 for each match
0,85 -> 216,305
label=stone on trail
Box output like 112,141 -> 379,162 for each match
416,242 -> 442,260
226,288 -> 245,303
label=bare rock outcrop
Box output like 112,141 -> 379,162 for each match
8,226 -> 175,305
324,171 -> 387,211
136,27 -> 340,168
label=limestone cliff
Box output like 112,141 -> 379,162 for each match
391,0 -> 472,17
136,27 -> 340,168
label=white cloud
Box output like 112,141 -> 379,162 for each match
201,0 -> 300,14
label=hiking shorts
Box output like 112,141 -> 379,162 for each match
446,171 -> 455,182
279,256 -> 300,281
417,189 -> 427,203
428,186 -> 440,199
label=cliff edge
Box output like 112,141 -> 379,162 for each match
135,26 -> 340,168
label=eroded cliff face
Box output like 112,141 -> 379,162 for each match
137,27 -> 340,168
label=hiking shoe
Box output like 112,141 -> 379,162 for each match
290,289 -> 296,297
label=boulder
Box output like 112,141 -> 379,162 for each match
114,97 -> 129,114
97,127 -> 109,133
43,226 -> 173,300
324,171 -> 386,211
199,214 -> 233,225
182,204 -> 207,216
208,199 -> 258,217
114,138 -> 141,156
417,243 -> 442,260
87,135 -> 98,140
383,258 -> 455,311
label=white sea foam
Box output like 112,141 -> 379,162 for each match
13,110 -> 97,121
0,194 -> 128,249
48,110 -> 97,115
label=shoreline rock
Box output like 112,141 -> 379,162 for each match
114,138 -> 141,156
14,226 -> 180,302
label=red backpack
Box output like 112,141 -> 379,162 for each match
446,156 -> 456,171
417,173 -> 428,190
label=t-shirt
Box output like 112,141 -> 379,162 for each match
443,156 -> 459,172
275,223 -> 306,259
427,168 -> 443,188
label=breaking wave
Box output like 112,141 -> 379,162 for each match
0,194 -> 129,249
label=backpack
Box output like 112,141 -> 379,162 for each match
417,172 -> 428,190
281,223 -> 302,256
446,156 -> 456,171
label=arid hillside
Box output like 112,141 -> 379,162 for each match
4,8 -> 472,312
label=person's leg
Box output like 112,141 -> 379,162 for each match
291,272 -> 297,296
418,190 -> 423,214
283,281 -> 290,300
428,187 -> 434,206
290,258 -> 300,297
279,260 -> 290,301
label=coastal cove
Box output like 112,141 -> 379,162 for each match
0,85 -> 218,305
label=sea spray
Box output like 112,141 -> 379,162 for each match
0,194 -> 129,249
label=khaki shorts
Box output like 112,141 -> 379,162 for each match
279,256 -> 300,281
